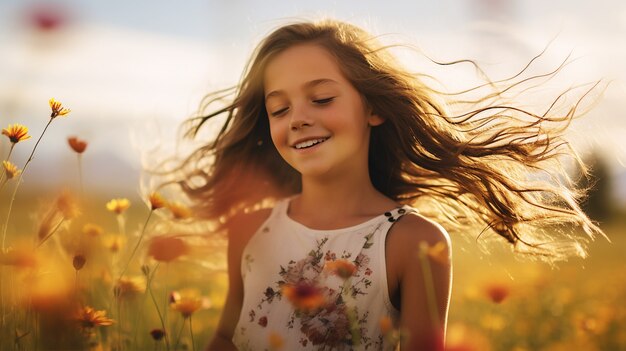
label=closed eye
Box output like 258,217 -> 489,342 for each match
313,97 -> 335,105
270,107 -> 289,117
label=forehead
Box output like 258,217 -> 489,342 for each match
263,44 -> 346,94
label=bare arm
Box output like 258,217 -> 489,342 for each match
390,215 -> 453,350
206,209 -> 271,351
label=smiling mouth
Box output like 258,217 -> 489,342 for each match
293,137 -> 330,150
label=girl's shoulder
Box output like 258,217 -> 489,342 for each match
386,211 -> 451,272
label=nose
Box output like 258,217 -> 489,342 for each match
289,104 -> 314,131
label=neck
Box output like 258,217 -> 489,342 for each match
292,170 -> 396,224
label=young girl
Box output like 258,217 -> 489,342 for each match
169,19 -> 603,350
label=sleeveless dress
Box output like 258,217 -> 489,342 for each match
232,196 -> 417,351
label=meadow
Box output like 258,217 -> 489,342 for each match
1,100 -> 625,350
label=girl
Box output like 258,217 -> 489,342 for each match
169,19 -> 603,350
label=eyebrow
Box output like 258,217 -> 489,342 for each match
264,78 -> 338,102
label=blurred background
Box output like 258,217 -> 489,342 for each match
1,0 -> 626,200
1,0 -> 625,350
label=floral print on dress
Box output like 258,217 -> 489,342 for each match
247,224 -> 385,350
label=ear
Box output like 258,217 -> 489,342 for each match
367,113 -> 385,127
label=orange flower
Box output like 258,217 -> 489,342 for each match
49,98 -> 71,118
82,223 -> 103,237
379,316 -> 393,335
167,201 -> 192,220
149,192 -> 166,210
281,282 -> 326,313
0,246 -> 38,268
67,136 -> 87,153
484,282 -> 510,304
74,306 -> 114,328
2,123 -> 31,143
324,259 -> 357,280
114,276 -> 146,299
169,289 -> 210,318
3,160 -> 21,179
148,235 -> 189,262
268,332 -> 284,350
106,198 -> 130,214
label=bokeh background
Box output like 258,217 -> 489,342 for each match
1,0 -> 625,350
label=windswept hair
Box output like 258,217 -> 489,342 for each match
167,19 -> 606,262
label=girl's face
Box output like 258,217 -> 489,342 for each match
263,43 -> 383,178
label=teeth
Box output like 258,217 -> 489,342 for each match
294,138 -> 327,149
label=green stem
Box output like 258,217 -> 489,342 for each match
418,243 -> 441,328
119,211 -> 153,279
2,117 -> 54,250
0,144 -> 15,184
36,218 -> 66,248
173,317 -> 186,351
189,316 -> 195,351
147,265 -> 170,351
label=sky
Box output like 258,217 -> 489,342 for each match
1,0 -> 626,203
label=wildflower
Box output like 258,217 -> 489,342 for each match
49,98 -> 71,118
167,201 -> 192,220
419,240 -> 449,265
0,246 -> 38,268
268,332 -> 284,350
169,289 -> 211,318
148,235 -> 189,262
281,282 -> 326,313
150,328 -> 166,341
74,306 -> 114,329
484,282 -> 510,304
379,316 -> 393,335
82,223 -> 103,237
114,276 -> 146,299
72,254 -> 86,271
3,160 -> 21,179
324,259 -> 357,280
106,198 -> 130,214
67,136 -> 87,153
149,192 -> 166,210
2,124 -> 31,143
102,234 -> 126,253
56,190 -> 80,219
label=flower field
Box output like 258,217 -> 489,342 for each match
1,99 -> 625,350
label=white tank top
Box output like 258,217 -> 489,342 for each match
232,196 -> 416,350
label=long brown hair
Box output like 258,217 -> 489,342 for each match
169,19 -> 606,261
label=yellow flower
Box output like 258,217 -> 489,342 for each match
67,136 -> 87,153
56,190 -> 81,220
114,276 -> 146,299
102,234 -> 126,253
106,198 -> 130,214
268,332 -> 284,350
82,223 -> 103,237
323,259 -> 357,280
2,160 -> 21,179
2,123 -> 31,143
169,289 -> 210,318
149,192 -> 166,210
418,240 -> 450,265
49,98 -> 71,118
148,235 -> 189,262
74,306 -> 114,328
167,201 -> 192,220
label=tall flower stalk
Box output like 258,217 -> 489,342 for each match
2,99 -> 70,250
